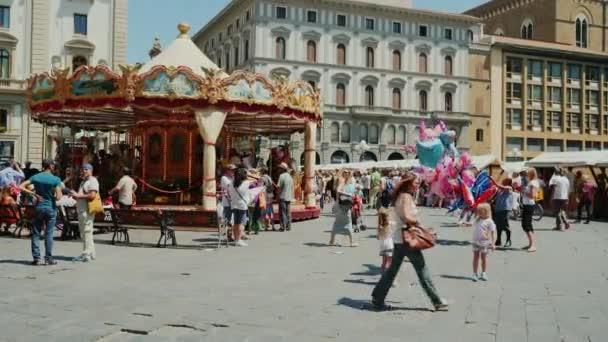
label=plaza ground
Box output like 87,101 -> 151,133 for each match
1,207 -> 607,341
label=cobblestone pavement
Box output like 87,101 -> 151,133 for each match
1,207 -> 607,341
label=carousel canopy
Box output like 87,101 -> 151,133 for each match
26,23 -> 321,135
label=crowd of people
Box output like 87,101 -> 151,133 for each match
0,156 -> 138,265
312,164 -> 600,312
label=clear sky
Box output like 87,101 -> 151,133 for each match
127,0 -> 486,63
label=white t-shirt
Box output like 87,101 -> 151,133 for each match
220,175 -> 233,207
362,175 -> 371,189
549,175 -> 570,200
472,218 -> 496,246
76,176 -> 100,214
115,175 -> 137,205
522,179 -> 540,205
228,180 -> 251,210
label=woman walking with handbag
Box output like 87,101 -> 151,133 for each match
371,173 -> 448,312
328,169 -> 358,247
70,164 -> 101,262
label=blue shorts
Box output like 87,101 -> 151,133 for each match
223,206 -> 232,223
232,209 -> 248,225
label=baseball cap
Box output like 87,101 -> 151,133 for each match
82,163 -> 94,171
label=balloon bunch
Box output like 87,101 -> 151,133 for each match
448,171 -> 498,213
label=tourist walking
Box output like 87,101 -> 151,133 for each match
576,174 -> 595,224
549,167 -> 570,230
472,203 -> 496,282
19,159 -> 62,265
362,171 -> 371,205
227,167 -> 251,247
277,162 -> 294,232
260,167 -> 276,231
371,173 -> 448,312
71,164 -> 99,262
329,169 -> 358,247
521,168 -> 539,252
377,207 -> 393,273
494,178 -> 514,247
220,164 -> 237,227
369,168 -> 381,209
109,167 -> 137,209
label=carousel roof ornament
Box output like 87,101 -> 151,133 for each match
26,23 -> 322,134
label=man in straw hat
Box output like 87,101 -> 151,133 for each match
277,162 -> 294,232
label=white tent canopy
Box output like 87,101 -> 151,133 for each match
315,155 -> 499,172
525,151 -> 608,168
501,161 -> 526,174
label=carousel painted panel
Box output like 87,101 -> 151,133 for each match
29,74 -> 57,104
139,67 -> 202,98
288,81 -> 319,115
69,66 -> 121,99
223,72 -> 274,106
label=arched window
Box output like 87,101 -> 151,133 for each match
366,47 -> 374,68
444,56 -> 453,76
418,53 -> 427,73
521,19 -> 533,39
419,90 -> 428,112
72,55 -> 88,72
275,37 -> 286,59
330,122 -> 340,143
337,44 -> 346,65
397,125 -> 406,145
307,40 -> 317,62
369,124 -> 379,144
576,16 -> 588,48
341,122 -> 351,143
365,86 -> 374,107
392,88 -> 401,110
445,92 -> 453,112
360,123 -> 368,142
392,50 -> 401,71
171,135 -> 185,162
336,83 -> 346,105
386,125 -> 396,145
0,49 -> 9,78
467,30 -> 474,42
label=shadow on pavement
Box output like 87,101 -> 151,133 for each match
344,278 -> 378,286
439,223 -> 460,228
0,255 -> 74,266
337,297 -> 433,312
436,239 -> 471,247
351,264 -> 381,276
303,242 -> 330,247
439,274 -> 473,281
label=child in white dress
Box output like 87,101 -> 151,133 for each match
472,203 -> 496,282
377,208 -> 394,273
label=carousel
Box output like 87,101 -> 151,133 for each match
27,23 -> 322,225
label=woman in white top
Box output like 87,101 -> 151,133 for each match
228,168 -> 251,247
521,168 -> 539,252
371,173 -> 448,312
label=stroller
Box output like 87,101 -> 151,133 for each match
351,193 -> 366,232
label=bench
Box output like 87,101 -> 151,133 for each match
57,206 -> 80,240
106,208 -> 226,248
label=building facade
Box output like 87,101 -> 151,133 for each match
487,36 -> 608,161
0,0 -> 128,166
465,0 -> 608,53
466,0 -> 608,160
193,0 -> 493,166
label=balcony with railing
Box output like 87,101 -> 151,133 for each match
324,104 -> 471,122
0,79 -> 26,93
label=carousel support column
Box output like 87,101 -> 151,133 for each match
304,121 -> 317,208
195,110 -> 227,211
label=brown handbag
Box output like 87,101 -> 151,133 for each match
396,197 -> 436,250
402,225 -> 436,250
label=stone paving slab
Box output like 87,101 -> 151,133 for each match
1,207 -> 607,341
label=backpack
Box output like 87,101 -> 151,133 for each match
380,179 -> 394,208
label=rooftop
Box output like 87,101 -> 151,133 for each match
193,0 -> 480,41
463,0 -> 516,16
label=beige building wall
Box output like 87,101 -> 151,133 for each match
466,0 -> 608,53
467,49 -> 493,156
113,0 -> 129,68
